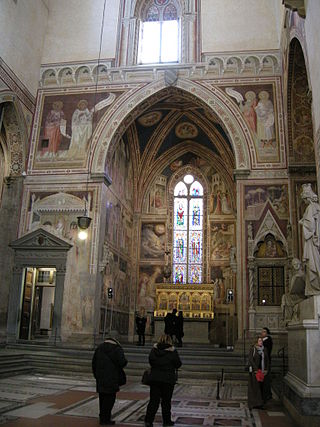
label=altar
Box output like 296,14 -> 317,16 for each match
153,284 -> 214,343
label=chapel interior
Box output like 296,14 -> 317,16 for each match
0,0 -> 320,425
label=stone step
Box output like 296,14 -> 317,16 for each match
1,343 -> 287,381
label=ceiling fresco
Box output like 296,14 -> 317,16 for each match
122,90 -> 235,170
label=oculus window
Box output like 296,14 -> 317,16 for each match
173,175 -> 203,284
138,0 -> 180,64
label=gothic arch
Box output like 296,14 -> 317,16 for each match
91,79 -> 252,175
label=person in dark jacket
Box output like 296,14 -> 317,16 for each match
136,308 -> 147,346
175,311 -> 184,347
247,336 -> 269,409
144,334 -> 182,427
261,327 -> 273,401
164,308 -> 177,341
92,337 -> 128,425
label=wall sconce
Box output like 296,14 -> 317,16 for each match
77,209 -> 92,240
77,215 -> 92,230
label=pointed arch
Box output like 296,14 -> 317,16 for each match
91,79 -> 252,175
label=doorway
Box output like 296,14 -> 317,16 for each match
19,267 -> 56,340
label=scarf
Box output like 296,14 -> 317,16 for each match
256,345 -> 265,372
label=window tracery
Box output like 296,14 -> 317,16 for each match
173,175 -> 203,284
138,0 -> 180,64
117,0 -> 199,66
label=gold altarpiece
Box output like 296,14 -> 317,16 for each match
154,284 -> 214,319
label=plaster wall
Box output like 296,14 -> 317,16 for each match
41,0 -> 120,65
201,0 -> 283,52
305,0 -> 320,132
0,0 -> 48,96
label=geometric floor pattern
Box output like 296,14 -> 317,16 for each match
0,374 -> 294,427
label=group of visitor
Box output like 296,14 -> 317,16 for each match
92,332 -> 181,426
91,316 -> 273,425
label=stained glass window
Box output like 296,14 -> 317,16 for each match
173,176 -> 203,284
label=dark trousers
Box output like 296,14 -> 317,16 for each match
99,392 -> 116,422
145,382 -> 174,424
138,333 -> 145,345
263,372 -> 272,401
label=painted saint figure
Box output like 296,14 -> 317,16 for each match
42,101 -> 65,155
255,91 -> 275,147
242,91 -> 257,134
67,99 -> 94,158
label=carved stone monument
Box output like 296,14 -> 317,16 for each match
281,258 -> 306,324
299,183 -> 320,296
283,184 -> 320,426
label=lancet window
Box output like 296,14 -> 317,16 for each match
173,174 -> 203,284
138,0 -> 180,64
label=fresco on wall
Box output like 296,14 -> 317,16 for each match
34,91 -> 118,168
105,193 -> 133,254
144,175 -> 167,214
224,84 -> 279,163
108,138 -> 133,207
210,266 -> 226,304
210,222 -> 235,262
140,223 -> 166,260
290,40 -> 314,164
255,235 -> 286,258
175,122 -> 198,139
137,265 -> 163,311
244,184 -> 289,219
101,253 -> 131,313
26,191 -> 94,333
207,169 -> 233,216
138,111 -> 162,127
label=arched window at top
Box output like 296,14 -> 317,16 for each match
138,0 -> 180,64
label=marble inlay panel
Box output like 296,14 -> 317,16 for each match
4,402 -> 57,419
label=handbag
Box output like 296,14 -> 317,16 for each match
141,368 -> 151,386
255,369 -> 264,382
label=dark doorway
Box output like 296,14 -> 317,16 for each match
19,267 -> 56,340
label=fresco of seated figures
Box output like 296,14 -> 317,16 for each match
33,91 -> 119,168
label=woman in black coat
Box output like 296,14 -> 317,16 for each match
247,336 -> 269,409
92,337 -> 128,425
144,334 -> 182,427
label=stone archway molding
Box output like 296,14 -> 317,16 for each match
0,93 -> 28,177
91,78 -> 252,174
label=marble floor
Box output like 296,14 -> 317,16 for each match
0,374 -> 296,426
